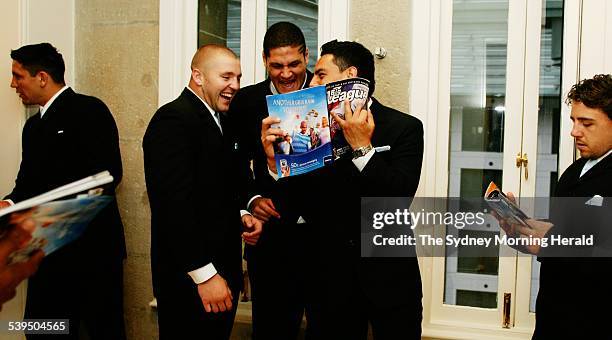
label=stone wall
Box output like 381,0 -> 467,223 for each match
350,0 -> 412,113
75,1 -> 159,339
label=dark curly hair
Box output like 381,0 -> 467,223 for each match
566,74 -> 612,119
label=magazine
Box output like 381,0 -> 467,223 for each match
266,78 -> 370,178
484,182 -> 530,227
0,171 -> 114,263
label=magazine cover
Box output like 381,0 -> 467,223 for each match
325,78 -> 370,159
266,85 -> 333,178
0,171 -> 114,263
265,78 -> 371,178
484,182 -> 530,227
0,195 -> 112,263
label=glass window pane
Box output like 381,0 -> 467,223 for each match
444,0 -> 509,309
198,0 -> 242,56
531,0 -> 564,313
267,0 -> 318,70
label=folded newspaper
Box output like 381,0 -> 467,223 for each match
0,171 -> 114,263
484,182 -> 530,226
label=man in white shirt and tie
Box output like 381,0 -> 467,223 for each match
495,74 -> 612,339
144,44 -> 262,339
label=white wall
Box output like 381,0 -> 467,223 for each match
0,1 -> 74,335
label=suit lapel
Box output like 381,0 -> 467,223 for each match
182,88 -> 223,138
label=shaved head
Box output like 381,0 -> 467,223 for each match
188,44 -> 241,113
191,44 -> 238,73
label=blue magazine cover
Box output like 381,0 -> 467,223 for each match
1,195 -> 112,263
266,85 -> 334,178
266,78 -> 370,178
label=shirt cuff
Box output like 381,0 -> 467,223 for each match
188,263 -> 217,284
352,148 -> 376,172
240,210 -> 251,217
268,167 -> 279,181
247,195 -> 262,210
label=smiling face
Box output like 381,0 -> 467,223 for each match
10,61 -> 44,105
192,50 -> 241,113
570,101 -> 612,159
264,45 -> 308,94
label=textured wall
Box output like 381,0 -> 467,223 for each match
349,0 -> 412,113
75,1 -> 159,339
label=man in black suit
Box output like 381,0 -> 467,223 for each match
262,40 -> 424,339
497,74 -> 612,339
0,42 -> 126,340
143,44 -> 261,339
228,22 -> 316,339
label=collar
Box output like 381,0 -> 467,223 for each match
580,149 -> 612,177
186,86 -> 218,121
40,85 -> 69,118
269,74 -> 309,95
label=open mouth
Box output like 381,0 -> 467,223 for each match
220,92 -> 233,101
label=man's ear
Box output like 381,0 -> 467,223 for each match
262,51 -> 268,69
192,68 -> 203,86
346,66 -> 358,78
304,47 -> 309,64
38,71 -> 49,87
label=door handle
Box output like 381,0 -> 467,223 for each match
502,292 -> 511,328
515,153 -> 528,180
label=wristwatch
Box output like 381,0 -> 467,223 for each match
352,144 -> 373,159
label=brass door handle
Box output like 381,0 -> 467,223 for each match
502,292 -> 511,328
515,153 -> 528,180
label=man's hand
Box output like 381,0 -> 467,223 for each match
330,99 -> 375,150
491,192 -> 553,255
197,274 -> 233,313
249,197 -> 280,222
241,214 -> 263,246
261,116 -> 285,174
0,200 -> 11,210
0,218 -> 44,311
514,219 -> 554,255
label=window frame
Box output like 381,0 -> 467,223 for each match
158,0 -> 349,107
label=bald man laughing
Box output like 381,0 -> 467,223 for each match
144,45 -> 261,339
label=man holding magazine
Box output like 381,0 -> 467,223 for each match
261,40 -> 425,339
227,22 -> 318,339
494,74 -> 612,339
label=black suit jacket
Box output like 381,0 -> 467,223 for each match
273,98 -> 425,307
533,152 -> 612,339
5,87 -> 125,259
144,88 -> 248,297
229,72 -> 314,205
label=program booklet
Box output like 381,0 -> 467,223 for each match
0,171 -> 114,263
484,182 -> 530,226
266,78 -> 370,178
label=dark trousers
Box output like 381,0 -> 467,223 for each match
24,246 -> 125,340
313,282 -> 422,340
156,279 -> 240,340
246,222 -> 320,340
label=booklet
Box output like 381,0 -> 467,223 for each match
0,171 -> 114,263
484,182 -> 530,227
266,78 -> 370,178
